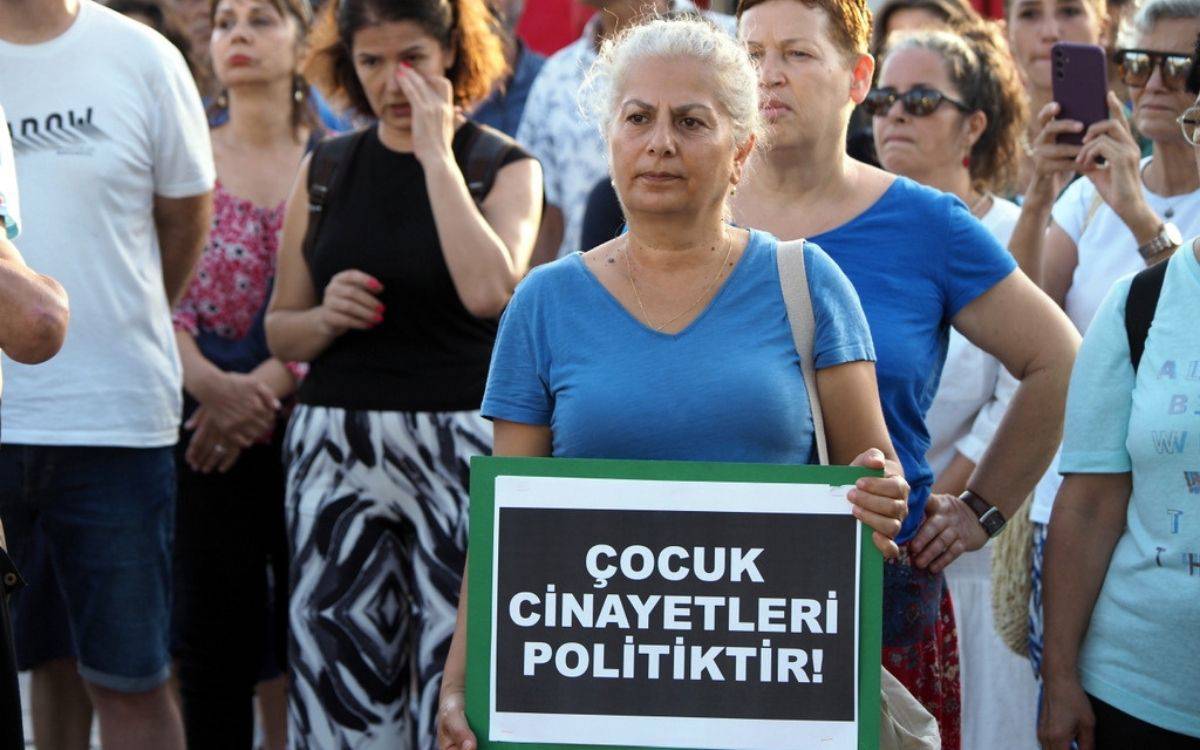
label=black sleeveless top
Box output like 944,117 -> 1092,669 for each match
299,121 -> 534,412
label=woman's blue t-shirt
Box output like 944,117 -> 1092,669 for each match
482,230 -> 876,465
811,177 -> 1017,542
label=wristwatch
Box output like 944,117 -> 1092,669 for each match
1137,222 -> 1182,260
960,490 -> 1006,538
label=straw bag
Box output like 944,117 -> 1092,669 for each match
777,240 -> 941,750
991,495 -> 1034,657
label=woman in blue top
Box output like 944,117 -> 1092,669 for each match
731,0 -> 1081,744
436,17 -> 911,749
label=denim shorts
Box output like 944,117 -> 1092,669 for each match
0,445 -> 175,693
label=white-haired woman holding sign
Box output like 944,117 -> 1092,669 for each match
436,17 -> 911,748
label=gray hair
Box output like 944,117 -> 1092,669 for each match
1119,0 -> 1200,47
580,16 -> 764,148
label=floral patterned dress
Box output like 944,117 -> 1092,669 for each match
174,180 -> 285,341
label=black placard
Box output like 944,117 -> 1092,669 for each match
493,507 -> 857,721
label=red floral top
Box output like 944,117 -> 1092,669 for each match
173,180 -> 305,381
174,180 -> 283,339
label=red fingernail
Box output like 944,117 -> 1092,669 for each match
376,304 -> 386,313
369,279 -> 383,291
374,314 -> 384,324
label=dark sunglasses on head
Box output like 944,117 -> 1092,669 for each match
1114,49 -> 1193,89
862,85 -> 973,118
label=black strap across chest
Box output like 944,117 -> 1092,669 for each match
1124,260 -> 1169,373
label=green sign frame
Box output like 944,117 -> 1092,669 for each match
466,455 -> 883,750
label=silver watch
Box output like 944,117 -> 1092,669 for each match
1138,222 -> 1182,260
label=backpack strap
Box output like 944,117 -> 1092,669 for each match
463,123 -> 516,206
776,239 -> 829,466
1124,259 -> 1169,373
302,129 -> 367,261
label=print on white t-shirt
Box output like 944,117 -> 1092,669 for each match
0,0 -> 215,447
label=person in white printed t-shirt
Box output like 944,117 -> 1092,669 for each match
0,102 -> 70,750
0,1 -> 214,749
515,0 -> 733,265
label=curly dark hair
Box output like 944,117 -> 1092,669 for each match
303,0 -> 506,115
880,21 -> 1029,195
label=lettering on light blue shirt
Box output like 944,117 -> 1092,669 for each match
1059,247 -> 1200,738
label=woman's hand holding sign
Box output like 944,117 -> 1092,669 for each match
437,688 -> 475,750
847,449 -> 909,560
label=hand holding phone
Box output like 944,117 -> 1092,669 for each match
1074,91 -> 1152,218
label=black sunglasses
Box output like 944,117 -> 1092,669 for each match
1114,49 -> 1193,89
863,85 -> 973,118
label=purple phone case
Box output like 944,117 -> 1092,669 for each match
1052,42 -> 1109,145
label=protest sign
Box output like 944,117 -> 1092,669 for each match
466,457 -> 882,750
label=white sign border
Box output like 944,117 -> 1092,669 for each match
487,475 -> 863,750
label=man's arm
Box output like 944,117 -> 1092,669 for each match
154,192 -> 212,306
0,237 -> 69,364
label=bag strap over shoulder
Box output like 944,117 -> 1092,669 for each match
302,129 -> 368,260
1124,259 -> 1169,374
776,238 -> 829,466
464,123 -> 516,206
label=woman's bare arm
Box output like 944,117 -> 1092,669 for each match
265,157 -> 343,363
439,419 -> 551,750
426,157 -> 543,318
1039,472 -> 1130,749
1042,223 -> 1080,309
910,271 -> 1079,571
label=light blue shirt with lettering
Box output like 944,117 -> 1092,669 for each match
1059,247 -> 1200,738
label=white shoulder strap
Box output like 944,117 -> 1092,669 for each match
776,238 -> 829,466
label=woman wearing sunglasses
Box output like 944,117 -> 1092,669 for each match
731,1 -> 1080,745
871,24 -> 1043,750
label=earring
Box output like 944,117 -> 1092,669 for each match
962,155 -> 970,168
293,75 -> 306,104
216,90 -> 228,109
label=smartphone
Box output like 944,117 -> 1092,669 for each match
1051,42 -> 1109,145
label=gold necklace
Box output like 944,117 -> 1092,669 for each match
622,230 -> 735,333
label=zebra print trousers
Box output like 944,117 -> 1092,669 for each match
283,405 -> 491,750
